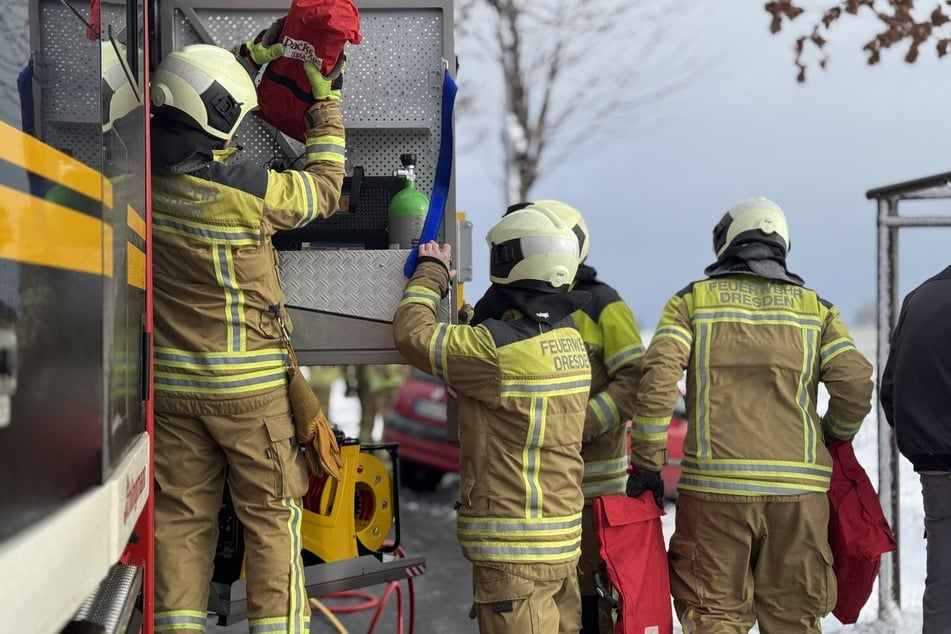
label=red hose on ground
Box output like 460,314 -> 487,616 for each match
318,545 -> 417,633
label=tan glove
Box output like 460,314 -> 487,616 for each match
287,365 -> 343,479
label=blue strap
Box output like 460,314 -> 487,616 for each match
404,68 -> 458,278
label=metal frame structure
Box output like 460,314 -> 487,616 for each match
867,170 -> 951,615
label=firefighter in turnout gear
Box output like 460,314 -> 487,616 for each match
628,197 -> 873,633
393,206 -> 592,634
482,200 -> 645,633
149,36 -> 346,632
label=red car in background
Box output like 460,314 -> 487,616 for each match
383,368 -> 688,502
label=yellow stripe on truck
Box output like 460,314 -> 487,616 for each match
0,121 -> 103,203
0,184 -> 103,275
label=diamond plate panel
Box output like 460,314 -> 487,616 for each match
279,250 -> 451,323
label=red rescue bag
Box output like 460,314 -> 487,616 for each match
593,494 -> 673,634
256,0 -> 362,142
827,440 -> 897,624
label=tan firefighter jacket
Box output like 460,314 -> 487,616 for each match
570,277 -> 644,501
151,100 -> 345,412
630,274 -> 873,498
393,262 -> 591,576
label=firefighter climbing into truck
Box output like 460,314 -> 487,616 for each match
0,0 -> 460,631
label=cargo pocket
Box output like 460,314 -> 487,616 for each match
815,544 -> 837,616
470,568 -> 534,629
668,533 -> 703,604
263,414 -> 310,499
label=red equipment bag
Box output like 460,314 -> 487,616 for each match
593,494 -> 673,634
826,440 -> 897,624
256,0 -> 362,142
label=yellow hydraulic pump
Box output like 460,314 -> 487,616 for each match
301,439 -> 394,562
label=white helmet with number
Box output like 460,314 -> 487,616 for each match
711,196 -> 790,259
151,44 -> 257,141
487,204 -> 580,290
533,199 -> 589,262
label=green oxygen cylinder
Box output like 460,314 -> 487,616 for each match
388,153 -> 429,249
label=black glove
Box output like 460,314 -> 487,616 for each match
626,468 -> 665,509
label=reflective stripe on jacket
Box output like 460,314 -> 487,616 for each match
152,101 -> 345,411
393,263 -> 590,568
630,274 -> 873,498
570,279 -> 644,500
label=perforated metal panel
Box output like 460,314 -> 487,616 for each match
30,0 -> 142,170
160,0 -> 450,197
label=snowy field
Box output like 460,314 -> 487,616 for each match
326,326 -> 926,632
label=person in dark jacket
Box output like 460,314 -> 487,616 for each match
880,264 -> 951,634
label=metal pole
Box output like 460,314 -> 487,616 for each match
875,196 -> 900,616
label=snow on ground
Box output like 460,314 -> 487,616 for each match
326,326 -> 926,632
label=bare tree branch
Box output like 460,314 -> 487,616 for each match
455,0 -> 701,202
765,0 -> 951,82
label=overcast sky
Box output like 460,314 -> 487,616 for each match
451,2 -> 950,332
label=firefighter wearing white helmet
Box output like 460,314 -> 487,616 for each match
394,209 -> 592,633
531,199 -> 646,634
629,197 -> 873,632
150,30 -> 347,632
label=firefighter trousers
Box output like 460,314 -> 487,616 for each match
921,472 -> 951,634
669,492 -> 836,634
469,563 -> 581,634
153,392 -> 311,633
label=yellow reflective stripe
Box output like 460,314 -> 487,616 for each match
695,322 -> 713,459
459,537 -> 581,563
820,337 -> 857,364
154,347 -> 285,369
399,284 -> 440,311
153,367 -> 287,395
306,134 -> 345,164
825,412 -> 863,437
590,391 -> 619,432
681,458 -> 831,479
653,324 -> 692,348
582,477 -> 627,498
693,307 -> 822,329
288,170 -> 317,224
583,456 -> 629,476
282,497 -> 308,634
630,414 -> 670,441
152,212 -> 259,245
154,610 -> 207,631
0,120 -> 102,202
798,328 -> 819,462
499,376 -> 589,397
457,513 -> 582,534
210,244 -> 246,352
678,475 -> 828,496
0,185 -> 104,275
459,518 -> 584,560
582,456 -> 628,497
604,343 -> 644,374
522,396 -> 545,518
